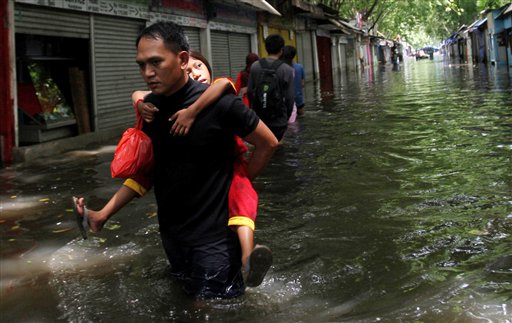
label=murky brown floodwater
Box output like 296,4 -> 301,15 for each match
1,58 -> 511,322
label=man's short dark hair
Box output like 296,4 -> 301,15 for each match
136,21 -> 190,53
282,45 -> 297,60
265,34 -> 285,55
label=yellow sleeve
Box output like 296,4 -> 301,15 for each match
123,178 -> 147,197
213,77 -> 236,95
228,216 -> 255,231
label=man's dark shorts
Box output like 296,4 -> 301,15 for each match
160,230 -> 244,299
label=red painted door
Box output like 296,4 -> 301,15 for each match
0,0 -> 14,164
316,36 -> 333,91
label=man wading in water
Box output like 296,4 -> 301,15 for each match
74,21 -> 278,298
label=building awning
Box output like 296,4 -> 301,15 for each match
444,34 -> 458,44
291,0 -> 312,12
291,0 -> 324,18
325,18 -> 350,34
468,18 -> 487,32
237,0 -> 281,16
474,18 -> 487,29
467,19 -> 479,29
505,4 -> 512,16
376,31 -> 387,38
316,16 -> 363,35
456,24 -> 467,33
496,3 -> 512,19
336,19 -> 363,34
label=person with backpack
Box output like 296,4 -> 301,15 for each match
247,34 -> 294,141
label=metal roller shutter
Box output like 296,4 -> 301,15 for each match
182,27 -> 201,52
211,31 -> 250,80
301,32 -> 314,81
340,44 -> 347,70
228,33 -> 250,80
14,4 -> 90,38
93,15 -> 146,130
211,31 -> 230,79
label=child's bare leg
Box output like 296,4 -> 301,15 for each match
236,225 -> 254,268
232,224 -> 272,287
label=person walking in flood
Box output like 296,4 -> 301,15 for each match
132,50 -> 275,287
247,34 -> 294,142
73,21 -> 278,299
281,45 -> 305,117
235,53 -> 259,107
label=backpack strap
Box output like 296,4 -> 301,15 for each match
270,59 -> 284,70
259,58 -> 270,69
259,58 -> 283,70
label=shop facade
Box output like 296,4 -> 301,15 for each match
315,28 -> 333,89
295,30 -> 318,81
1,0 -> 366,164
152,0 -> 258,81
208,1 -> 257,81
291,0 -> 322,82
499,5 -> 512,66
2,0 -> 269,163
0,0 -> 14,165
12,0 -> 148,150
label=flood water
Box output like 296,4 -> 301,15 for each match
1,58 -> 511,322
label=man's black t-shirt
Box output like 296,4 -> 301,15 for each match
143,78 -> 259,246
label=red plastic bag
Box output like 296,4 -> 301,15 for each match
110,114 -> 153,179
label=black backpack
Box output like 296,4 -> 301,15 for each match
251,59 -> 286,122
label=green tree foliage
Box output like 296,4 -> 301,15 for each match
316,0 -> 510,48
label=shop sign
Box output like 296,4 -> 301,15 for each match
149,12 -> 207,29
15,0 -> 149,19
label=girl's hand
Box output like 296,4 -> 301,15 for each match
138,101 -> 159,123
169,108 -> 196,136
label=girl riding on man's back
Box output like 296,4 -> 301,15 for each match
73,51 -> 273,288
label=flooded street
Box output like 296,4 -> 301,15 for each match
1,58 -> 511,322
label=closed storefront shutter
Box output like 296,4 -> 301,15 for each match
93,15 -> 146,130
182,26 -> 201,52
15,4 -> 90,38
211,31 -> 250,80
228,33 -> 250,80
298,32 -> 314,81
211,31 -> 230,79
340,44 -> 347,69
296,33 -> 306,67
